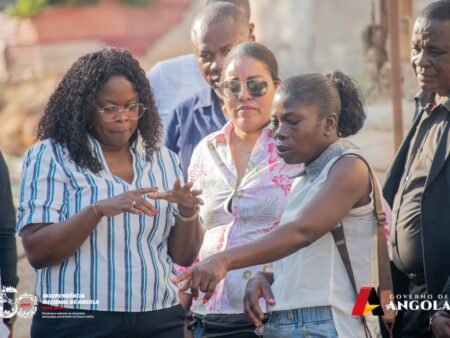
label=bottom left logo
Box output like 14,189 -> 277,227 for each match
0,286 -> 38,319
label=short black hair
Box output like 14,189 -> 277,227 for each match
417,0 -> 450,21
191,2 -> 249,44
279,71 -> 366,137
206,0 -> 251,19
37,48 -> 162,173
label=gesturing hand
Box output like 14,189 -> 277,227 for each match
96,187 -> 159,217
244,272 -> 275,327
147,179 -> 203,209
172,254 -> 228,302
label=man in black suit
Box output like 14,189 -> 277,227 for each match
383,1 -> 450,337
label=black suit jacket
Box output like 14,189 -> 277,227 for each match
383,95 -> 450,298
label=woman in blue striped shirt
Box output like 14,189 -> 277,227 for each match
17,48 -> 204,338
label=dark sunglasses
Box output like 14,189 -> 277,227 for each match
220,78 -> 275,98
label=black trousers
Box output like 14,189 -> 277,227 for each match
394,282 -> 432,338
31,303 -> 185,338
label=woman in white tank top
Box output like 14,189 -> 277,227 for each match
175,71 -> 383,337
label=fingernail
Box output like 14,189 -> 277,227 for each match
202,299 -> 207,304
137,211 -> 143,215
155,208 -> 159,213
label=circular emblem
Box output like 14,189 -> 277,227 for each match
16,293 -> 38,318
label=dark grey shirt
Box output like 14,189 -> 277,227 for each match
0,151 -> 18,288
391,92 -> 450,275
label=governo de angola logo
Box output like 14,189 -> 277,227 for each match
0,286 -> 38,319
352,287 -> 384,316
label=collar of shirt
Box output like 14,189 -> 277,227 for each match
299,139 -> 358,180
87,133 -> 141,165
201,121 -> 284,187
193,88 -> 230,122
415,90 -> 450,114
211,120 -> 272,148
192,88 -> 228,118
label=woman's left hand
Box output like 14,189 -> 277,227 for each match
147,179 -> 203,208
172,254 -> 228,302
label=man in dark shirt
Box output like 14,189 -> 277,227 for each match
383,1 -> 450,337
164,2 -> 253,180
0,151 -> 18,336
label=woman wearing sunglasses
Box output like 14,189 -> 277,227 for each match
17,48 -> 204,338
183,42 -> 301,337
176,71 -> 386,337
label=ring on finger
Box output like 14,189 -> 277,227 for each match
131,200 -> 137,209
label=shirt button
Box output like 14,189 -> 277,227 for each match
243,270 -> 252,279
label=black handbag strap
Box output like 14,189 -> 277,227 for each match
329,153 -> 395,338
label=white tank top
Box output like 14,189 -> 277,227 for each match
270,149 -> 381,337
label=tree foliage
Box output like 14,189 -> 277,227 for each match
9,0 -> 154,17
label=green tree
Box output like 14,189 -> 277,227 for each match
8,0 -> 49,17
8,0 -> 153,17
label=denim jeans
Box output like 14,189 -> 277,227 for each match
263,306 -> 338,338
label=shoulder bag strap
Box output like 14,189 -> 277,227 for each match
331,223 -> 372,338
329,153 -> 395,338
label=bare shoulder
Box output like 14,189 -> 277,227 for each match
329,154 -> 369,176
327,155 -> 371,193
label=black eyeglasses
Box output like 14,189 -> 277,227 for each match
220,78 -> 275,98
96,103 -> 147,122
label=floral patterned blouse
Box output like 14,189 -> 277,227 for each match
187,121 -> 302,314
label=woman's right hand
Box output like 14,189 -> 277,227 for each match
95,187 -> 159,217
244,272 -> 275,327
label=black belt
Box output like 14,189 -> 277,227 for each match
407,272 -> 425,285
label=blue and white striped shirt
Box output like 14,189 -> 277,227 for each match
17,136 -> 181,312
